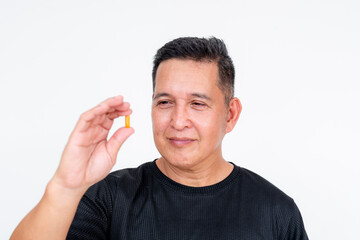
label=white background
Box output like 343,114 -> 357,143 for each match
1,0 -> 359,239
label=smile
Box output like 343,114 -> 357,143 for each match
168,138 -> 195,146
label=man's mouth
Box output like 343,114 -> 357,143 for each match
168,137 -> 195,146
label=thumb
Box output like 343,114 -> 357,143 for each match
106,127 -> 135,160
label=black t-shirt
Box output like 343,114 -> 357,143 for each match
67,161 -> 308,240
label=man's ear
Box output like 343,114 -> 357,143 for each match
226,97 -> 242,133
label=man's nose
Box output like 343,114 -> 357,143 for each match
171,104 -> 191,130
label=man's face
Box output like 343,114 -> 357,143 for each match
151,59 -> 229,170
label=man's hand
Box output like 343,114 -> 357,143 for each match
52,95 -> 134,192
10,96 -> 134,240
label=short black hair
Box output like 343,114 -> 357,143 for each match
152,37 -> 235,105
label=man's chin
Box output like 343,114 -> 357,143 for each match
160,156 -> 201,171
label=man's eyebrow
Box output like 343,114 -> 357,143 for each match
153,92 -> 212,101
191,93 -> 212,101
153,93 -> 170,100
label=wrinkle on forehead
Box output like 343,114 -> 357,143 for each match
153,59 -> 223,105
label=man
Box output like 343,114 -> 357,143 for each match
11,37 -> 308,239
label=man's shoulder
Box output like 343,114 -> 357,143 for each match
238,167 -> 285,191
84,161 -> 154,200
231,166 -> 308,239
108,161 -> 152,179
236,166 -> 295,207
103,161 -> 154,188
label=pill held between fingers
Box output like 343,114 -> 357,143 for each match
125,115 -> 130,128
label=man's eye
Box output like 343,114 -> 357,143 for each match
193,102 -> 205,106
156,100 -> 173,108
158,100 -> 169,105
192,102 -> 207,109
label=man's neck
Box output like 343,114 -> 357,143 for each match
155,157 -> 234,187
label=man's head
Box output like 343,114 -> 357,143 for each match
152,37 -> 235,105
151,37 -> 241,171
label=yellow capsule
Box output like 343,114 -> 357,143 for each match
125,115 -> 130,128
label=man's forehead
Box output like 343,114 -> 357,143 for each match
155,60 -> 218,83
153,58 -> 223,101
156,59 -> 218,76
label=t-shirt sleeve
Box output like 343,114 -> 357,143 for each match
280,199 -> 309,240
66,179 -> 113,240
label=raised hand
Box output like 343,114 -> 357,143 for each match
52,95 -> 134,191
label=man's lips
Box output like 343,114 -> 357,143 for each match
168,137 -> 195,146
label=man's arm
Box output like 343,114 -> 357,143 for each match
10,96 -> 134,240
279,199 -> 309,240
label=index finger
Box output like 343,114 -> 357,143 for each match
95,95 -> 128,116
76,96 -> 130,130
